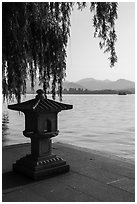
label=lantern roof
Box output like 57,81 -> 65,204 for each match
8,90 -> 73,113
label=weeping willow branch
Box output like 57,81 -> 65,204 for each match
2,2 -> 118,102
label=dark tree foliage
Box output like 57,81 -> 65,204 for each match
2,2 -> 118,102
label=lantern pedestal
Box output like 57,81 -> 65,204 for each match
13,154 -> 69,180
13,136 -> 69,180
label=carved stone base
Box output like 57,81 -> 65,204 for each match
13,154 -> 69,180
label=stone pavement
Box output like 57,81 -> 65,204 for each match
2,142 -> 135,202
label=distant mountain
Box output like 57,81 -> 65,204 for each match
76,78 -> 135,91
26,77 -> 135,94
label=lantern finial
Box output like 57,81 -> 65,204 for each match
36,89 -> 47,100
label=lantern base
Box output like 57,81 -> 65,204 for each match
13,154 -> 69,180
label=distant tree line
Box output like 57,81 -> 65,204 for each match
62,88 -> 135,95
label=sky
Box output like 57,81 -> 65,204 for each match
65,2 -> 135,82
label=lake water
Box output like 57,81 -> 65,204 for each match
2,94 -> 135,162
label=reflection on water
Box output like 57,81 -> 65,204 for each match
2,112 -> 9,143
2,98 -> 30,146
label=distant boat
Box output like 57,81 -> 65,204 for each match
118,91 -> 127,95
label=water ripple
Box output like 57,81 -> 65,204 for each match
2,94 -> 135,161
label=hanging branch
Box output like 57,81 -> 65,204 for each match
2,2 -> 118,102
90,2 -> 118,67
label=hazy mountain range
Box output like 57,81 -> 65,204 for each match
26,77 -> 135,94
72,78 -> 135,91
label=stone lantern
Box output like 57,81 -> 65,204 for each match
8,89 -> 73,179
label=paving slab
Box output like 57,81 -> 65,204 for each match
2,142 -> 135,202
107,177 -> 135,194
